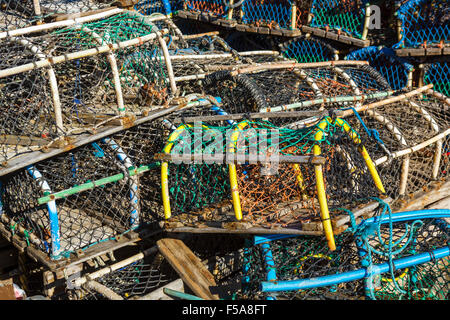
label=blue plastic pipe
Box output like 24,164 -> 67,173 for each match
261,246 -> 450,292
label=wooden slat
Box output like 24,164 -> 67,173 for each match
157,238 -> 219,300
0,278 -> 15,300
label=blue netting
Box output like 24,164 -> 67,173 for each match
394,0 -> 449,49
424,61 -> 450,97
280,35 -> 338,62
241,0 -> 302,29
134,0 -> 176,15
309,0 -> 369,39
345,46 -> 414,90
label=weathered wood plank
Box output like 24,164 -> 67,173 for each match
394,180 -> 450,211
157,238 -> 219,300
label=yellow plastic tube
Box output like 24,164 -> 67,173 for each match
161,124 -> 193,219
228,121 -> 249,220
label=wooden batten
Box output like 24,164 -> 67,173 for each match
157,238 -> 220,300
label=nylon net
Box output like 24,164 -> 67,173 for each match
394,0 -> 449,49
0,98 -> 223,260
70,247 -> 179,300
341,91 -> 450,205
309,0 -> 367,39
424,60 -> 449,97
345,46 -> 414,90
239,211 -> 449,300
280,35 -> 338,63
200,64 -> 391,126
161,116 -> 384,231
240,0 -> 313,30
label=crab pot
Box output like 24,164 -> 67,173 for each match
341,89 -> 450,205
240,0 -> 313,31
280,35 -> 339,63
0,11 -> 175,166
0,0 -> 116,31
345,46 -> 414,90
160,116 -> 386,250
200,62 -> 392,126
240,209 -> 450,300
394,0 -> 449,50
423,60 -> 449,97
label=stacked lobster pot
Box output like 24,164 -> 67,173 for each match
158,61 -> 395,243
0,7 -> 282,272
0,10 -> 181,169
0,10 -> 211,265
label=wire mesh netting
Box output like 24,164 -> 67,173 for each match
239,209 -> 450,300
0,11 -> 173,167
0,0 -> 117,31
280,35 -> 338,63
394,0 -> 449,49
345,46 -> 414,90
423,60 -> 449,97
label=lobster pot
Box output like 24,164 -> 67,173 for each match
200,63 -> 391,126
345,46 -> 414,90
240,210 -> 450,300
423,60 -> 449,97
394,0 -> 449,50
70,247 -> 179,300
342,89 -> 450,204
0,11 -> 173,166
280,35 -> 339,63
161,117 -> 385,248
0,141 -> 143,260
172,50 -> 286,94
0,0 -> 115,31
240,0 -> 313,31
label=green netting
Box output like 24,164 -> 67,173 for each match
424,61 -> 449,97
309,0 -> 368,39
163,116 -> 383,230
